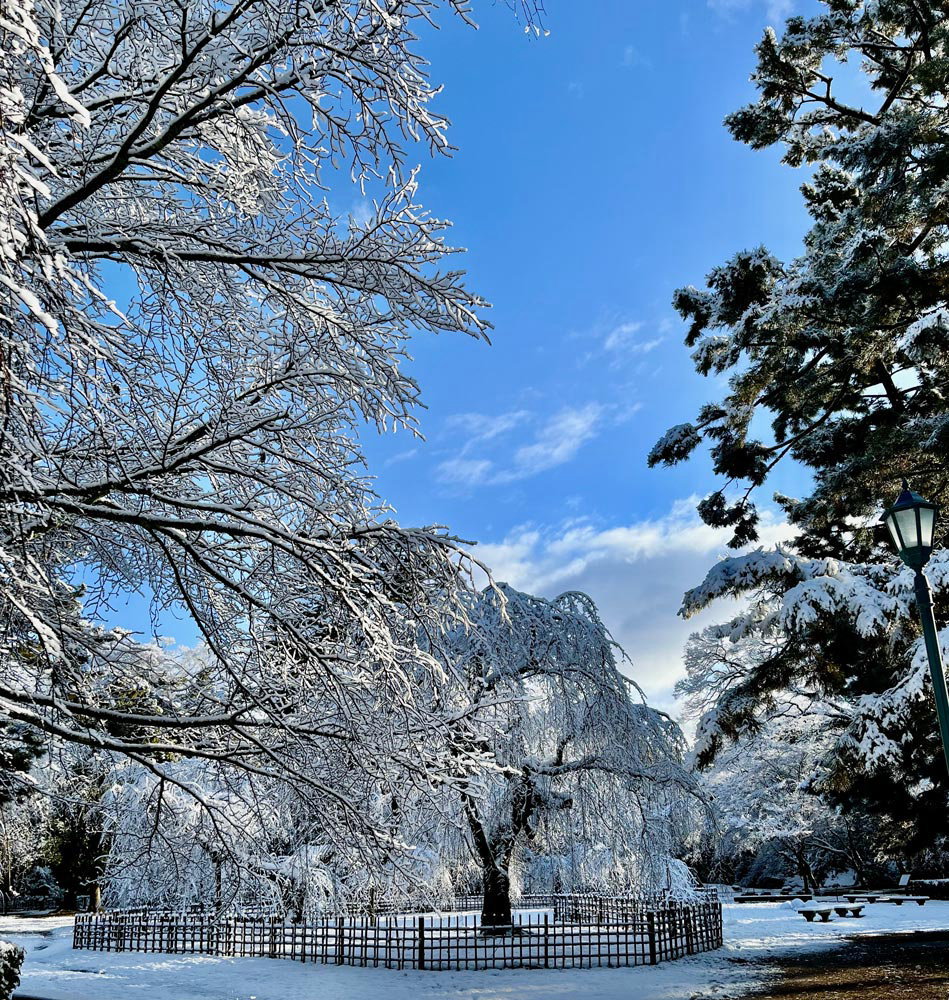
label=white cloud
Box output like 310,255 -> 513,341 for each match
437,404 -> 604,489
349,199 -> 374,226
437,457 -> 494,488
603,321 -> 643,351
707,0 -> 793,25
474,501 -> 789,715
445,410 -> 530,455
602,320 -> 664,357
383,447 -> 418,467
506,404 -> 602,479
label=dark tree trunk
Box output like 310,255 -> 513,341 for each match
794,847 -> 816,894
461,791 -> 516,931
463,772 -> 553,933
481,864 -> 513,929
213,857 -> 222,912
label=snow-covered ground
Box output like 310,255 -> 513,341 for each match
4,900 -> 949,1000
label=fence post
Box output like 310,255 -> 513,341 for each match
543,914 -> 549,969
417,915 -> 425,971
685,909 -> 695,955
647,911 -> 657,965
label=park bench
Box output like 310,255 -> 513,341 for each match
858,875 -> 913,898
797,906 -> 834,923
832,904 -> 865,918
877,895 -> 929,906
735,893 -> 812,903
843,894 -> 880,903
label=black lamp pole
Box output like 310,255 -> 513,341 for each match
882,482 -> 949,775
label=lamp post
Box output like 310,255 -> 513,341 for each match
881,481 -> 949,775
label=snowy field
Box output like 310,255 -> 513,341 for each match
4,901 -> 949,1000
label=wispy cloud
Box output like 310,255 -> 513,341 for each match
436,404 -> 604,489
621,44 -> 650,69
383,447 -> 418,467
445,410 -> 530,455
507,404 -> 602,479
348,198 -> 374,227
436,457 -> 493,487
603,320 -> 663,355
707,0 -> 793,26
603,321 -> 642,351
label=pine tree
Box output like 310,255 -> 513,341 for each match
652,0 -> 949,551
652,0 -> 949,861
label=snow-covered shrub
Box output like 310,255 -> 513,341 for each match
0,941 -> 24,1000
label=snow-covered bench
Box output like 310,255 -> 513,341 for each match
877,895 -> 929,906
735,892 -> 813,903
832,904 -> 864,918
797,906 -> 834,923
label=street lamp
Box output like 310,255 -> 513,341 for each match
882,481 -> 949,775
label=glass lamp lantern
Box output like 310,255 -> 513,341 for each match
881,480 -> 949,776
882,481 -> 939,571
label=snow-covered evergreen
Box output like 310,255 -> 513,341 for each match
651,0 -> 949,870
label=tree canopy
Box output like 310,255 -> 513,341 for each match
651,0 -> 949,553
0,0 -> 532,872
653,0 -> 949,866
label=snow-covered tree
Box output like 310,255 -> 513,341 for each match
698,712 -> 886,890
651,0 -> 949,860
0,0 -> 541,872
438,585 -> 700,927
650,0 -> 949,551
679,544 -> 949,861
0,795 -> 50,904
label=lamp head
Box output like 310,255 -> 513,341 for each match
882,480 -> 939,571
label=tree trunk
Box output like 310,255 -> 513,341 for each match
461,791 -> 515,931
214,858 -> 222,912
795,847 -> 816,894
481,864 -> 512,929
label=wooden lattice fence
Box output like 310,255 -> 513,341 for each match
73,899 -> 723,971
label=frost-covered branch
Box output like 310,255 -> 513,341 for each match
0,0 -> 537,882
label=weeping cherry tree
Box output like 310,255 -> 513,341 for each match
439,585 -> 700,928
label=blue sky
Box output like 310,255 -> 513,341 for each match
101,0 -> 821,713
354,0 -> 817,709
